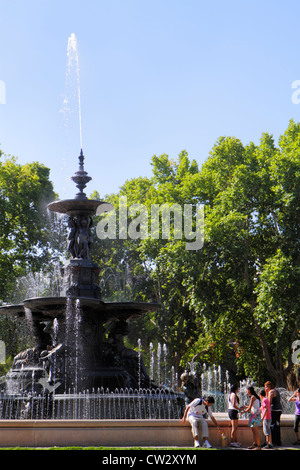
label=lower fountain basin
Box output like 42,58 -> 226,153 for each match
0,297 -> 161,393
0,297 -> 160,322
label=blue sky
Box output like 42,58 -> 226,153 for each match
1,0 -> 300,200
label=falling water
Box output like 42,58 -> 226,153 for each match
157,343 -> 162,386
24,307 -> 34,337
64,297 -> 83,393
163,344 -> 168,385
0,388 -> 184,420
137,338 -> 142,390
149,342 -> 154,384
1,335 -> 297,418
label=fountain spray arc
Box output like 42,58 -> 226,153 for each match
0,148 -> 160,397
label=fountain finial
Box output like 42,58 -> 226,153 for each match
79,148 -> 84,170
71,148 -> 92,199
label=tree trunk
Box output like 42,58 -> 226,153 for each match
244,258 -> 287,387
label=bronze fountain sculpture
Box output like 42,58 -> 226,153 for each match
0,150 -> 160,397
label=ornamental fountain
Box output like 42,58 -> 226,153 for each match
0,33 -> 184,421
0,149 -> 170,418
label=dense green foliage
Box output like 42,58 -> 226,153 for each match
0,150 -> 57,299
93,120 -> 300,387
0,150 -> 57,364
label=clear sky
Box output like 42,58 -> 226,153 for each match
1,0 -> 300,200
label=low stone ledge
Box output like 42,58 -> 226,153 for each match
0,414 -> 296,448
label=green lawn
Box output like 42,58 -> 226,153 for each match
0,446 -> 214,450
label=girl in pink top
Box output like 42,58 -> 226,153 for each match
259,389 -> 272,448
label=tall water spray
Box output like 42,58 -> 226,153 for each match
61,33 -> 83,151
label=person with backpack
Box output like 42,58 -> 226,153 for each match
181,396 -> 222,448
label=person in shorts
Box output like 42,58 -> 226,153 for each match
228,384 -> 244,447
259,389 -> 273,448
241,385 -> 261,450
181,396 -> 221,448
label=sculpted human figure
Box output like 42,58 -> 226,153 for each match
107,320 -> 150,386
12,346 -> 41,369
67,217 -> 78,258
75,215 -> 93,259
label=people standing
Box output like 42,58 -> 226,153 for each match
241,385 -> 261,450
228,384 -> 244,447
288,388 -> 300,445
259,389 -> 273,448
181,396 -> 222,448
264,381 -> 282,446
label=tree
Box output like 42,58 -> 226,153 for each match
92,152 -> 204,376
0,150 -> 57,301
92,122 -> 300,387
255,250 -> 300,385
185,124 -> 300,386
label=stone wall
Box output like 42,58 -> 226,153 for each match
0,414 -> 296,448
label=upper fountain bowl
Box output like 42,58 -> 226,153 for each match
47,198 -> 113,217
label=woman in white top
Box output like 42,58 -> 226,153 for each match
242,385 -> 261,450
228,384 -> 244,447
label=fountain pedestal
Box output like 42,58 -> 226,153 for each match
64,259 -> 101,298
